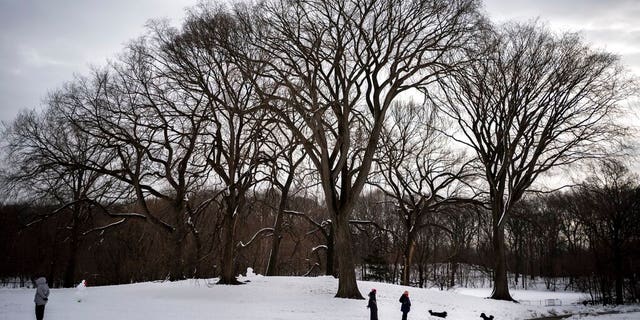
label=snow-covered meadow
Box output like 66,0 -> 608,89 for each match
1,270 -> 639,320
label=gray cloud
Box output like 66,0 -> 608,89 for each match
1,0 -> 639,123
0,0 -> 197,122
484,0 -> 640,25
484,0 -> 640,78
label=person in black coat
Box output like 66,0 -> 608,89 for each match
367,289 -> 378,320
399,290 -> 411,320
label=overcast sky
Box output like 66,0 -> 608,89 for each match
1,0 -> 639,123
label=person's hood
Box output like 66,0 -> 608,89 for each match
35,277 -> 47,286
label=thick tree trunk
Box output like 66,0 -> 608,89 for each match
168,203 -> 188,281
218,203 -> 241,285
63,230 -> 79,287
63,207 -> 81,288
490,223 -> 514,301
401,236 -> 416,286
333,212 -> 363,299
450,260 -> 458,288
170,230 -> 186,280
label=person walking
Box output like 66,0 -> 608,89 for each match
34,277 -> 50,320
399,290 -> 411,320
367,289 -> 378,320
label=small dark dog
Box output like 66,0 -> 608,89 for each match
428,310 -> 448,318
480,312 -> 494,320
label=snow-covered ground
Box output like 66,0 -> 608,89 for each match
1,270 -> 638,320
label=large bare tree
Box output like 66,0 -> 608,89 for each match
158,5 -> 271,284
429,22 -> 632,300
250,0 -> 480,298
57,36 -> 213,280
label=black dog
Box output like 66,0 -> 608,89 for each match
480,312 -> 494,320
428,310 -> 448,318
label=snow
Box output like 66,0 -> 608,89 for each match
568,314 -> 640,320
75,280 -> 86,303
454,287 -> 586,304
1,271 -> 639,320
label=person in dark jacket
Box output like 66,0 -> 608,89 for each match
34,277 -> 50,320
367,289 -> 378,320
399,290 -> 411,320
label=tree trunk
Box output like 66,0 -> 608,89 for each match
266,210 -> 282,276
490,222 -> 514,301
168,203 -> 189,281
217,202 -> 241,285
401,235 -> 416,286
63,238 -> 78,287
63,206 -> 81,288
613,239 -> 624,305
266,186 -> 290,276
170,230 -> 186,280
450,260 -> 458,288
191,227 -> 203,278
333,212 -> 363,299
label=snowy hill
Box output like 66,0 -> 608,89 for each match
1,271 -> 639,319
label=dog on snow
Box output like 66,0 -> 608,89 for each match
428,310 -> 448,318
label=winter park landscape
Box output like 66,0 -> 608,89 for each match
2,270 -> 640,320
1,0 -> 640,319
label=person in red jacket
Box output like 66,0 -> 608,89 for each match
399,290 -> 411,320
367,289 -> 378,320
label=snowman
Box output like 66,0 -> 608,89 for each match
75,279 -> 87,302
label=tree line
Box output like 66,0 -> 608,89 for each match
0,0 -> 636,304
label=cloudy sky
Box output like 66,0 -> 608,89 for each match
1,0 -> 639,123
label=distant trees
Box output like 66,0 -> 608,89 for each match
430,22 -> 632,300
572,160 -> 640,304
498,160 -> 640,304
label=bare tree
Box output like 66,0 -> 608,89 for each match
261,122 -> 307,276
370,102 -> 476,286
429,22 -> 632,300
575,159 -> 640,304
57,33 -> 213,280
158,5 -> 272,284
442,204 -> 479,288
1,107 -> 141,287
250,0 -> 480,298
